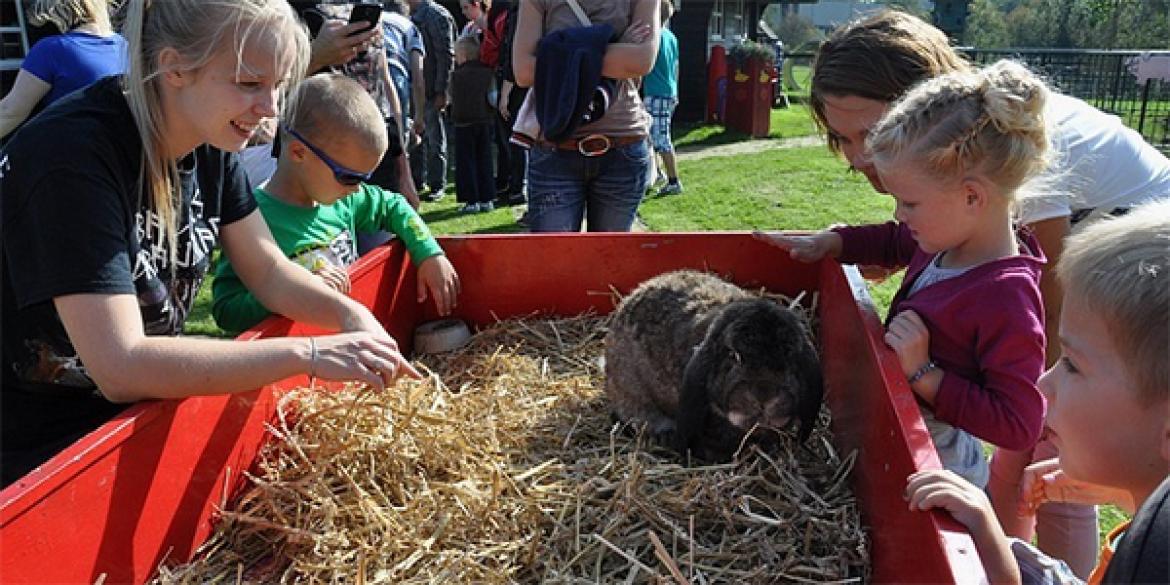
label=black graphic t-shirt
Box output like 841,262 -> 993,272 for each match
0,76 -> 256,483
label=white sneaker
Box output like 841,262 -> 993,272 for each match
460,202 -> 481,214
658,181 -> 683,196
479,201 -> 495,212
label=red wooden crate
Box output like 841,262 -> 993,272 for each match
0,233 -> 986,583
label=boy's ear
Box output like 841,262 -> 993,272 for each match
286,139 -> 309,163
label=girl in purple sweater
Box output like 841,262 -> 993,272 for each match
757,60 -> 1051,488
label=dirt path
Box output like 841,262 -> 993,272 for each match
675,135 -> 824,161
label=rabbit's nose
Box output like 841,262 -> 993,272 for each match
726,409 -> 757,430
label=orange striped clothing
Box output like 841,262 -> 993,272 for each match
1086,520 -> 1131,584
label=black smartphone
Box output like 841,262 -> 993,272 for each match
348,2 -> 382,36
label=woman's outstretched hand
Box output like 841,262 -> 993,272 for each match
310,332 -> 422,390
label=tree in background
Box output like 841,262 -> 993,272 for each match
886,0 -> 932,21
964,0 -> 1168,49
775,12 -> 821,51
1101,0 -> 1170,49
965,0 -> 1009,46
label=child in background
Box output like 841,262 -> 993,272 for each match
643,0 -> 681,196
449,36 -> 497,214
213,73 -> 460,334
756,60 -> 1051,489
905,199 -> 1169,584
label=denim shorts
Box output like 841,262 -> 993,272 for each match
526,139 -> 651,233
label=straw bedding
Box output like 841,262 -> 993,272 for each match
153,309 -> 869,584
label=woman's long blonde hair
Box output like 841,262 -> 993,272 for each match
119,0 -> 308,266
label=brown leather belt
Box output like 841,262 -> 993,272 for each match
538,133 -> 645,157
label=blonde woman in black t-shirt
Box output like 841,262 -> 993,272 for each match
0,0 -> 421,487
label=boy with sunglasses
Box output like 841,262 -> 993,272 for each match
212,73 -> 460,334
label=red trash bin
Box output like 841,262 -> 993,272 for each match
725,56 -> 774,138
706,45 -> 728,123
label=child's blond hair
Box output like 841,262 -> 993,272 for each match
284,73 -> 388,156
455,35 -> 481,63
866,59 -> 1050,199
1057,199 -> 1170,404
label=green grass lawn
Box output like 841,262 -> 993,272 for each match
673,104 -> 819,149
185,274 -> 223,337
638,145 -> 888,231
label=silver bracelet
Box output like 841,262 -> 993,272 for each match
308,337 -> 318,385
907,360 -> 937,385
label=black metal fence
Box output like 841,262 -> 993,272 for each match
963,48 -> 1170,153
779,48 -> 1170,153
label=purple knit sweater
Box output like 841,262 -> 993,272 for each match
833,221 -> 1047,451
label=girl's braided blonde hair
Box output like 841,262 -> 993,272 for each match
866,59 -> 1051,200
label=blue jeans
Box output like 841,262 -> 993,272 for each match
409,100 -> 447,192
526,140 -> 650,232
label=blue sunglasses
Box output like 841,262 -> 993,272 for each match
282,125 -> 372,186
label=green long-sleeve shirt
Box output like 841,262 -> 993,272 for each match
212,184 -> 444,333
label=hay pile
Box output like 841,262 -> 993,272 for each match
154,313 -> 869,584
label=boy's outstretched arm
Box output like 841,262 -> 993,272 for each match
1020,458 -> 1136,514
907,470 -> 1022,585
212,262 -> 277,334
416,255 -> 460,316
356,186 -> 459,315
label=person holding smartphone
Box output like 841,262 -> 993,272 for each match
287,1 -> 379,73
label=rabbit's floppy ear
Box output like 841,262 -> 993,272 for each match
793,338 -> 824,443
676,314 -> 733,455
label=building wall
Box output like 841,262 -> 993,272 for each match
675,1 -> 716,123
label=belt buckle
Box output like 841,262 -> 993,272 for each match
577,134 -> 611,157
